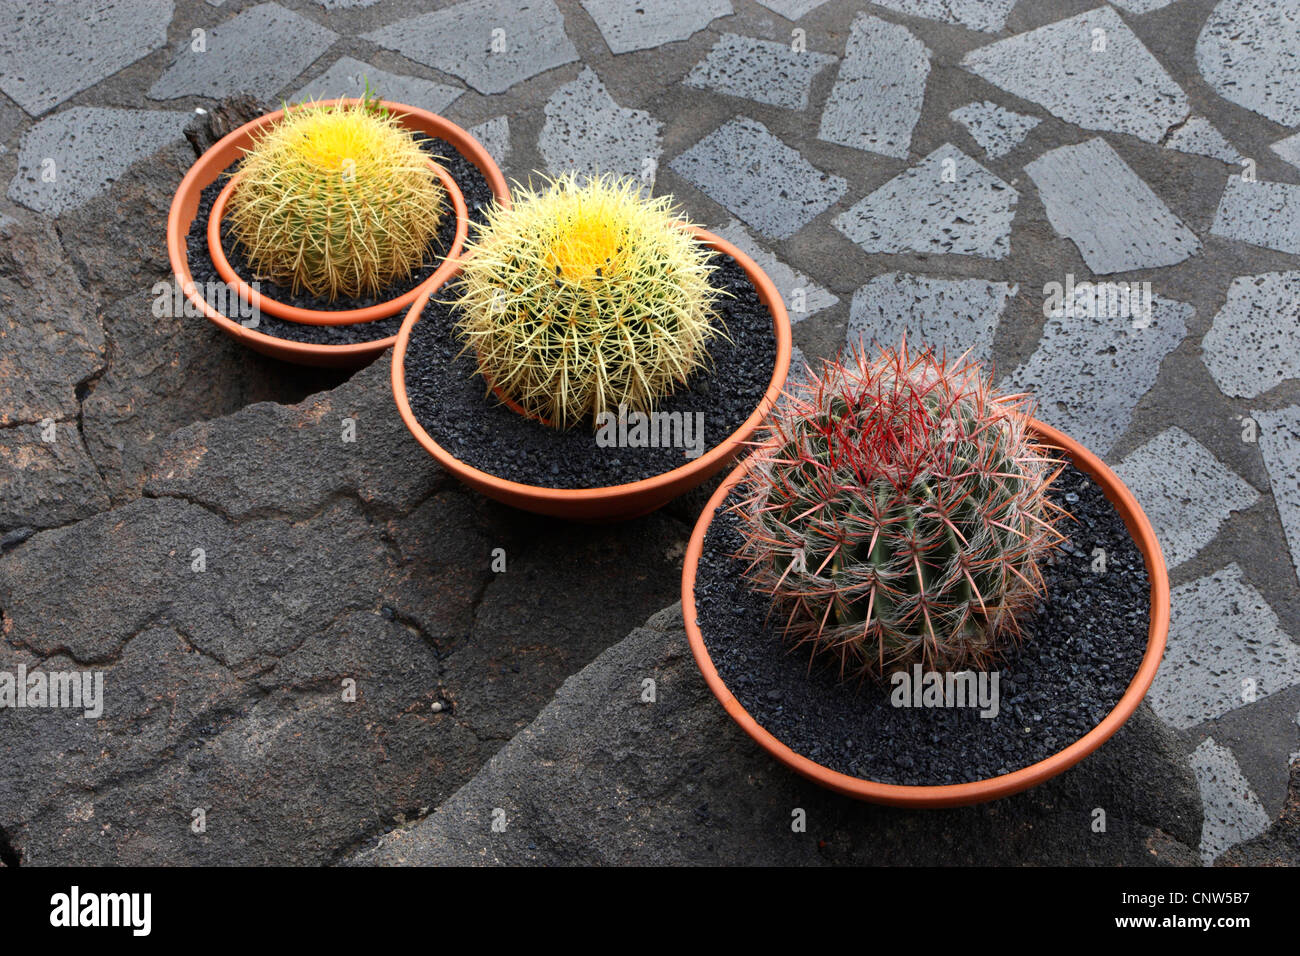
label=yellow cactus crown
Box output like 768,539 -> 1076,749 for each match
455,173 -> 722,429
226,96 -> 445,300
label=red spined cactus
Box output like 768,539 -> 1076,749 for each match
734,338 -> 1066,680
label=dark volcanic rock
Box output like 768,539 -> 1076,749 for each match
0,214 -> 109,532
0,214 -> 104,427
351,604 -> 1201,866
55,139 -> 193,305
1217,761 -> 1300,866
184,95 -> 269,157
81,287 -> 343,503
0,422 -> 109,530
0,358 -> 688,865
41,130 -> 345,507
142,357 -> 444,522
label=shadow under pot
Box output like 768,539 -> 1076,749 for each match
391,227 -> 793,521
681,419 -> 1170,808
166,98 -> 511,368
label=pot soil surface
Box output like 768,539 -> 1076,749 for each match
694,462 -> 1150,786
185,139 -> 493,345
403,253 -> 777,489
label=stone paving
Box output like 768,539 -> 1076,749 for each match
1,0 -> 1298,866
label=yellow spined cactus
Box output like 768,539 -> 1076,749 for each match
456,174 -> 722,429
226,98 -> 444,300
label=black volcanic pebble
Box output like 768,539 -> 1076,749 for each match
694,463 -> 1150,786
184,141 -> 494,346
402,253 -> 778,489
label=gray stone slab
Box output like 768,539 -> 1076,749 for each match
7,107 -> 189,217
1192,737 -> 1273,864
580,0 -> 732,55
0,1 -> 173,116
468,116 -> 510,169
1002,294 -> 1191,456
1202,272 -> 1300,400
1165,115 -> 1242,164
832,143 -> 1018,260
293,56 -> 463,114
0,423 -> 110,532
754,0 -> 831,19
712,219 -> 837,323
1114,427 -> 1259,569
685,33 -> 836,111
539,67 -> 662,183
1271,132 -> 1300,172
962,7 -> 1190,144
1150,565 -> 1300,730
847,272 -> 1015,365
350,607 -> 1202,866
363,0 -> 577,96
950,101 -> 1040,160
1253,405 -> 1300,588
1210,177 -> 1300,257
869,0 -> 1015,33
669,117 -> 846,240
817,14 -> 929,159
1025,138 -> 1201,275
1196,0 -> 1300,127
149,3 -> 337,101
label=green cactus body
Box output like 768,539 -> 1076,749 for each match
455,173 -> 723,429
225,98 -> 445,301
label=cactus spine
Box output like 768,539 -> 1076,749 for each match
735,340 -> 1066,679
454,173 -> 722,429
225,96 -> 444,300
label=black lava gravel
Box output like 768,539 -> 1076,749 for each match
403,254 -> 778,488
694,463 -> 1150,786
184,140 -> 495,346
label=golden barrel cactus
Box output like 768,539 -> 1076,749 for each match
225,98 -> 445,300
454,174 -> 722,429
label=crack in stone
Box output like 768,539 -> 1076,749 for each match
1157,109 -> 1195,148
325,801 -> 433,866
11,609 -> 170,668
143,482 -> 446,530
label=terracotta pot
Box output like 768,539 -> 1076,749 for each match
206,160 -> 467,326
681,420 -> 1170,808
166,98 -> 510,368
391,227 -> 793,521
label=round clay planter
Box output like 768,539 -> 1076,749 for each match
206,160 -> 467,326
391,227 -> 793,521
166,98 -> 510,368
681,420 -> 1170,808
